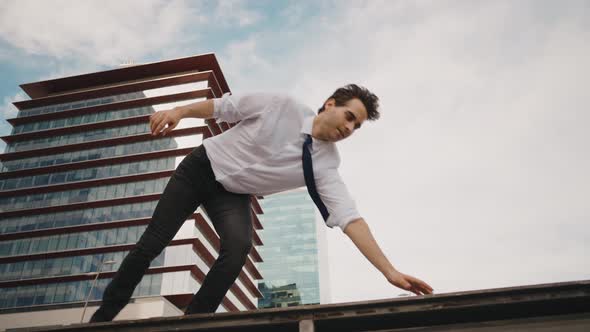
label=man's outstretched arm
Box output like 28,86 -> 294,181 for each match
150,93 -> 274,136
150,99 -> 214,136
343,218 -> 434,296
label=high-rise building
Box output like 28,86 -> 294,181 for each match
0,54 -> 264,330
257,189 -> 330,309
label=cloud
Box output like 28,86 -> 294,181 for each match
214,0 -> 264,27
0,91 -> 27,151
0,0 -> 205,66
0,91 -> 26,120
217,0 -> 590,302
218,36 -> 275,92
0,0 -> 268,68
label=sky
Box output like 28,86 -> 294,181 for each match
0,0 -> 589,304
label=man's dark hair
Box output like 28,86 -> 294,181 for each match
318,84 -> 380,121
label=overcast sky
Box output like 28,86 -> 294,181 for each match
1,0 -> 588,304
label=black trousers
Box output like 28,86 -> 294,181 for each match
90,145 -> 253,322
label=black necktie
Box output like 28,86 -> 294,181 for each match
302,134 -> 330,222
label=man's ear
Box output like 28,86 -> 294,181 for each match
324,98 -> 336,109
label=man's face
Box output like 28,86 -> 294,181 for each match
318,97 -> 368,142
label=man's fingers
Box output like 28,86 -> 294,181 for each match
150,113 -> 160,135
416,283 -> 431,295
151,111 -> 172,135
413,279 -> 432,293
406,276 -> 433,295
391,273 -> 433,296
162,122 -> 176,136
417,281 -> 433,294
409,276 -> 432,290
410,284 -> 429,296
409,286 -> 422,296
155,120 -> 168,136
153,117 -> 165,135
151,113 -> 162,135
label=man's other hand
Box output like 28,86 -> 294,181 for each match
387,270 -> 433,296
150,108 -> 182,136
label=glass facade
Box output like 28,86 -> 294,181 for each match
16,92 -> 144,118
0,274 -> 163,309
13,104 -> 155,134
0,201 -> 158,234
6,123 -> 150,153
0,157 -> 174,191
0,225 -> 147,257
0,250 -> 165,281
0,177 -> 168,211
257,189 -> 321,308
0,137 -> 178,172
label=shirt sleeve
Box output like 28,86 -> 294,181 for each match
316,168 -> 362,231
212,92 -> 275,123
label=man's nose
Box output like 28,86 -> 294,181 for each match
344,123 -> 354,135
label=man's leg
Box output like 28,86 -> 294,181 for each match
90,151 -> 204,322
184,188 -> 253,314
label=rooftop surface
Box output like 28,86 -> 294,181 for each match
10,279 -> 590,332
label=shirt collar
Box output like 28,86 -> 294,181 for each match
300,113 -> 315,136
300,113 -> 331,148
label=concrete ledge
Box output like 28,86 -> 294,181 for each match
1,296 -> 183,332
7,279 -> 590,332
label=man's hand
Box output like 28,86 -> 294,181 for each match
387,270 -> 433,296
150,108 -> 182,136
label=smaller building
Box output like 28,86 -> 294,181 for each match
258,283 -> 302,308
257,189 -> 328,309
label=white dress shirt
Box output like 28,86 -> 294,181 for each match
202,92 -> 361,231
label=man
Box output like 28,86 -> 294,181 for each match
90,84 -> 433,322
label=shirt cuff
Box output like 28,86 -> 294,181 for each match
212,93 -> 230,120
326,210 -> 362,232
